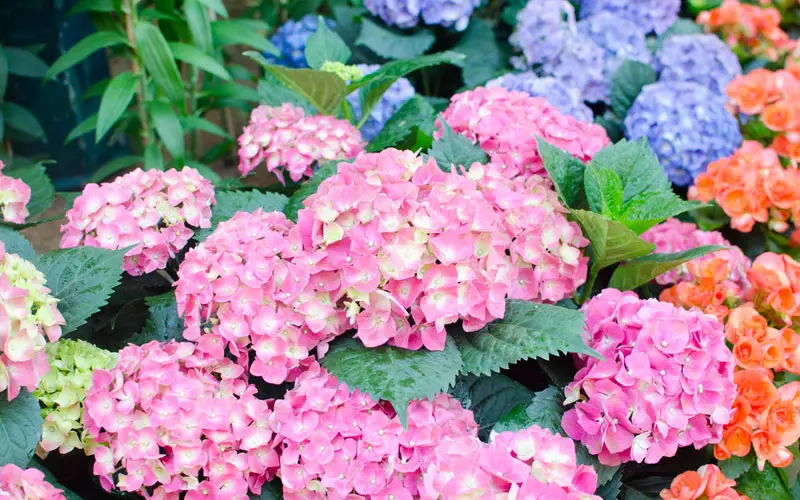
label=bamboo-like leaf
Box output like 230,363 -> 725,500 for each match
169,42 -> 230,80
45,31 -> 129,80
148,101 -> 185,160
134,22 -> 185,105
96,71 -> 138,142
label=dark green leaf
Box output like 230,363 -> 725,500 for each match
449,374 -> 534,440
611,60 -> 657,118
45,31 -> 129,81
134,22 -> 185,105
609,245 -> 725,291
657,20 -> 704,51
0,226 -> 35,261
80,78 -> 110,100
130,291 -> 184,344
144,143 -> 165,171
149,101 -> 185,160
199,82 -> 261,103
691,201 -> 730,231
537,137 -> 587,209
356,18 -> 434,60
65,114 -> 98,143
96,71 -> 137,142
26,458 -> 84,500
88,155 -> 143,183
320,335 -> 463,427
180,115 -> 231,139
5,164 -> 55,216
37,246 -> 126,335
196,190 -> 289,241
0,46 -> 8,100
184,0 -> 213,54
306,17 -> 351,68
453,301 -> 599,377
2,102 -> 45,140
288,0 -> 323,19
250,478 -> 283,499
501,0 -> 527,26
368,95 -> 435,152
0,215 -> 63,230
624,477 -> 674,500
595,111 -> 625,143
0,391 -> 43,467
5,47 -> 49,78
257,76 -> 316,115
596,468 -> 623,500
736,463 -> 792,500
284,161 -> 339,222
67,0 -> 116,15
570,209 -> 655,271
718,453 -> 755,481
585,165 -> 624,217
196,0 -> 229,18
212,20 -> 278,55
451,19 -> 503,87
588,139 -> 670,203
429,119 -> 487,172
619,192 -> 701,234
741,116 -> 777,143
169,42 -> 231,80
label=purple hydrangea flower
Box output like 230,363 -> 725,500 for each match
347,64 -> 415,141
656,34 -> 742,96
577,12 -> 652,88
511,0 -> 577,67
624,82 -> 743,187
264,15 -> 336,68
540,33 -> 607,103
579,0 -> 680,35
363,0 -> 480,30
487,72 -> 594,122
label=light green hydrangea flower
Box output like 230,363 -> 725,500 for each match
33,339 -> 117,457
320,61 -> 364,82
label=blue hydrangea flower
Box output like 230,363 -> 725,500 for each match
511,0 -> 577,67
578,12 -> 652,88
487,72 -> 594,122
540,33 -> 607,103
347,64 -> 415,141
656,34 -> 742,97
363,0 -> 480,31
624,82 -> 743,187
264,15 -> 335,68
579,0 -> 680,35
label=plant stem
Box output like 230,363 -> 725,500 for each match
123,0 -> 151,148
576,266 -> 599,306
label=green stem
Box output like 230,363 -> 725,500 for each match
123,0 -> 151,148
576,265 -> 599,306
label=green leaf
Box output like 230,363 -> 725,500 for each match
131,291 -> 185,344
570,209 -> 655,271
284,161 -> 339,222
595,111 -> 625,143
656,19 -> 704,50
134,22 -> 184,105
718,453 -> 755,481
288,0 -> 323,19
501,0 -> 527,26
0,46 -> 8,100
196,0 -> 229,18
5,163 -> 56,216
196,190 -> 289,242
89,155 -> 143,183
624,478 -> 674,500
96,71 -> 137,142
184,0 -> 214,54
585,165 -> 624,217
199,82 -> 261,103
306,16 -> 352,68
65,113 -> 98,143
246,52 -> 348,116
67,0 -> 116,15
37,246 -> 126,335
26,458 -> 84,500
596,469 -> 623,500
45,31 -> 129,81
212,20 -> 278,55
356,18 -> 434,60
320,335 -> 463,427
0,226 -> 35,261
451,19 -> 503,87
2,102 -> 45,140
609,245 -> 725,291
429,119 -> 488,172
452,301 -> 599,377
145,143 -> 164,171
619,192 -> 701,234
691,201 -> 729,231
736,463 -> 792,500
80,78 -> 110,100
611,60 -> 657,118
588,139 -> 670,203
180,115 -> 231,139
169,42 -> 231,80
4,47 -> 49,78
367,95 -> 435,152
536,137 -> 587,209
0,391 -> 43,467
0,215 -> 63,230
257,76 -> 316,115
250,479 -> 283,499
148,101 -> 185,160
449,374 -> 534,440
185,162 -> 221,184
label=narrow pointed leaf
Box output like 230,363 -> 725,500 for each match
2,102 -> 45,140
65,114 -> 98,143
96,71 -> 137,142
148,101 -> 185,160
45,31 -> 129,80
169,42 -> 230,80
608,245 -> 726,291
134,22 -> 184,105
5,47 -> 49,78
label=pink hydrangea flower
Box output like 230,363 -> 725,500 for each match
0,241 -> 64,400
420,427 -> 602,499
237,103 -> 365,182
0,464 -> 67,499
297,149 -> 589,350
82,341 -> 279,499
269,360 -> 478,499
0,161 -> 30,224
641,218 -> 750,292
561,289 -> 737,466
435,87 -> 609,179
175,209 -> 346,385
60,168 -> 215,276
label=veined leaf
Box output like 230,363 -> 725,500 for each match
96,71 -> 137,142
257,76 -> 316,115
537,137 -> 587,209
736,463 -> 792,500
608,245 -> 725,291
129,291 -> 185,344
0,391 -> 43,467
584,165 -> 624,217
305,17 -> 351,69
283,161 -> 339,222
587,139 -> 669,204
368,95 -> 436,152
169,42 -> 231,80
451,19 -> 503,87
4,163 -> 55,216
611,60 -> 657,118
449,374 -> 533,440
355,18 -> 434,60
134,22 -> 185,105
195,190 -> 289,242
429,119 -> 487,172
184,0 -> 213,54
718,454 -> 755,481
619,191 -> 701,234
148,101 -> 185,160
570,209 -> 655,271
0,226 -> 35,261
45,31 -> 129,81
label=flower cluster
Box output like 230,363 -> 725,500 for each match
0,161 -> 30,224
624,82 -> 743,187
724,303 -> 800,373
347,64 -> 415,141
264,15 -> 335,68
421,427 -> 601,499
237,103 -> 364,182
690,141 -> 797,233
578,0 -> 681,35
656,34 -> 742,96
748,252 -> 800,323
437,86 -> 608,179
539,33 -> 608,103
0,241 -> 64,401
562,289 -> 737,466
486,73 -> 593,122
33,339 -> 117,457
83,341 -> 279,499
698,0 -> 796,62
660,257 -> 748,322
363,0 -> 480,31
641,218 -> 750,289
270,360 -> 478,498
660,464 -> 750,500
320,61 -> 364,82
60,167 -> 215,276
175,209 -> 346,385
0,464 -> 66,500
299,150 -> 589,350
511,0 -> 578,67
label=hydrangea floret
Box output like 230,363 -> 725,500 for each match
320,61 -> 364,82
510,0 -> 577,67
486,73 -> 593,122
624,81 -> 743,187
656,34 -> 742,96
0,241 -> 64,401
562,289 -> 737,466
60,167 -> 215,276
264,15 -> 335,68
347,64 -> 415,141
578,0 -> 680,35
82,340 -> 279,499
237,103 -> 365,182
33,339 -> 117,457
660,464 -> 750,500
539,33 -> 608,103
0,464 -> 66,500
0,161 -> 30,224
363,0 -> 480,31
437,87 -> 608,180
577,12 -> 652,84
